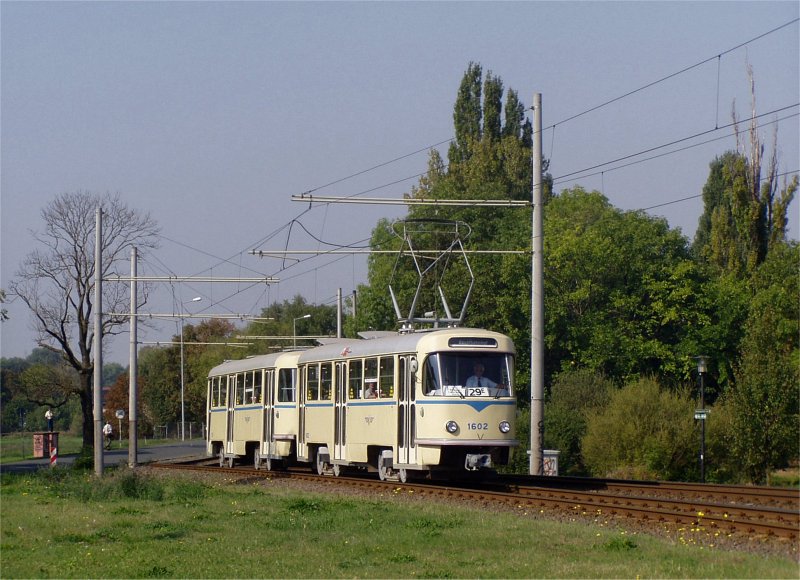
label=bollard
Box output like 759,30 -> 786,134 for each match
50,445 -> 57,467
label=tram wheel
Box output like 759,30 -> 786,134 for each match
398,468 -> 409,483
254,449 -> 261,470
332,463 -> 342,477
264,455 -> 273,472
378,452 -> 390,481
218,448 -> 225,468
315,450 -> 327,475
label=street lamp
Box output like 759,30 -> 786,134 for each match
181,296 -> 202,441
694,355 -> 709,483
293,314 -> 311,348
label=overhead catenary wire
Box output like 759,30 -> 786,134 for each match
285,18 -> 798,200
553,103 -> 799,184
553,109 -> 800,187
546,18 -> 798,132
136,18 -> 798,335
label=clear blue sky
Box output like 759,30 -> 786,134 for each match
2,1 -> 798,364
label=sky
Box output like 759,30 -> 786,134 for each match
2,1 -> 798,365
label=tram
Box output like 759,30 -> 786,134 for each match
207,327 -> 517,481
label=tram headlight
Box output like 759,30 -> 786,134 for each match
445,420 -> 459,434
499,421 -> 511,434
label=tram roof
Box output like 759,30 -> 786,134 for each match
299,327 -> 514,363
207,328 -> 514,377
208,350 -> 300,377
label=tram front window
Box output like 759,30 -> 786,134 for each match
423,353 -> 513,397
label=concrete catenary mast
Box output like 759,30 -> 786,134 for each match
530,93 -> 544,475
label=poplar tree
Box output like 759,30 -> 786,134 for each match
448,62 -> 483,165
695,67 -> 797,277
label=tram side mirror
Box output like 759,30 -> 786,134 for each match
409,359 -> 418,373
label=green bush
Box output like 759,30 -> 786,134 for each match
582,377 -> 696,480
544,369 -> 613,475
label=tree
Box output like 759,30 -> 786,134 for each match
18,363 -> 77,410
448,62 -> 483,165
104,373 -> 131,438
482,71 -> 503,142
692,151 -> 740,259
695,67 -> 797,277
543,187 -> 708,385
725,242 -> 799,484
361,65 -> 544,390
10,191 -> 159,448
138,346 -> 177,431
0,289 -> 9,321
1,357 -> 31,432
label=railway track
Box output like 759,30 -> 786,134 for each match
151,459 -> 799,542
499,474 -> 800,510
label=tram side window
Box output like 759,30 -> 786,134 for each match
254,370 -> 263,404
379,356 -> 394,398
244,371 -> 255,404
216,377 -> 228,407
236,373 -> 245,405
217,377 -> 225,407
320,363 -> 332,400
307,364 -> 320,401
208,379 -> 216,408
348,359 -> 363,398
365,358 -> 378,398
278,368 -> 295,402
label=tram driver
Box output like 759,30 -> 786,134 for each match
466,363 -> 508,396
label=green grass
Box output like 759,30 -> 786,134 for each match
1,468 -> 796,578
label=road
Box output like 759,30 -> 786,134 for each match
0,439 -> 207,474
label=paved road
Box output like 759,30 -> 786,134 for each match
1,440 -> 207,474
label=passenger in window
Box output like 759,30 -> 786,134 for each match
365,383 -> 378,399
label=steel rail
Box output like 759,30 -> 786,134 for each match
499,474 -> 800,510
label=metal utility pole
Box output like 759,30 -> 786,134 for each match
128,247 -> 138,467
337,288 -> 342,338
695,355 -> 709,483
530,93 -> 544,476
94,208 -> 104,476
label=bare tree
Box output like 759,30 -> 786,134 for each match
10,191 -> 159,448
0,288 -> 9,321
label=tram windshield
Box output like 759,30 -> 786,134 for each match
423,352 -> 513,397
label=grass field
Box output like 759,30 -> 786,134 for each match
1,467 -> 796,579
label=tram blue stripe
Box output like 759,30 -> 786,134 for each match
419,400 -> 515,412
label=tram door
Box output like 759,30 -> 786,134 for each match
397,356 -> 417,466
262,370 -> 275,457
334,362 -> 347,461
225,374 -> 235,455
297,367 -> 308,461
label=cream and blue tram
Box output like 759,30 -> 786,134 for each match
297,327 -> 517,481
206,351 -> 301,469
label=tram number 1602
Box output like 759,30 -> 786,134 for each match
468,422 -> 489,430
